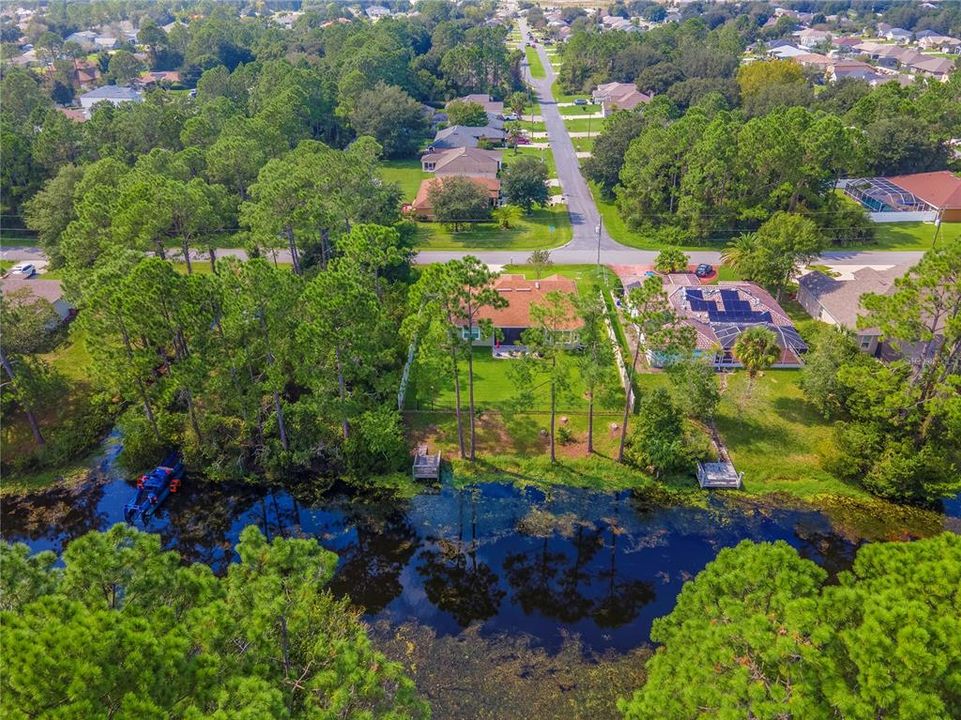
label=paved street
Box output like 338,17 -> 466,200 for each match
518,18 -> 622,258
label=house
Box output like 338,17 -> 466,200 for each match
72,59 -> 101,88
410,176 -> 501,220
655,280 -> 807,368
365,5 -> 390,20
910,56 -> 955,80
797,266 -> 908,354
797,28 -> 831,48
918,35 -> 961,53
884,171 -> 961,221
64,30 -> 98,50
450,94 -> 504,116
94,35 -> 119,50
429,124 -> 505,150
78,85 -> 143,115
0,277 -> 74,324
792,52 -> 835,70
456,274 -> 583,351
768,44 -> 809,59
420,147 -> 502,178
132,70 -> 181,88
884,28 -> 913,43
57,107 -> 87,123
591,81 -> 651,116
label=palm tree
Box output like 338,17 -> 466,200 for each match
720,232 -> 757,279
732,325 -> 780,395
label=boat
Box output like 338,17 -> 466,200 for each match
123,453 -> 184,524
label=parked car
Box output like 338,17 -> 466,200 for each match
514,135 -> 532,145
502,113 -> 520,121
9,262 -> 36,277
695,264 -> 714,278
573,98 -> 588,106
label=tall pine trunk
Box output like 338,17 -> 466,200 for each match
587,392 -> 594,454
0,349 -> 44,447
273,390 -> 290,451
467,329 -> 478,461
335,347 -> 350,440
285,226 -> 301,275
450,347 -> 466,459
181,238 -> 192,274
549,355 -> 556,463
618,330 -> 643,463
208,248 -> 217,274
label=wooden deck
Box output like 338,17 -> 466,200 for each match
412,444 -> 442,480
697,461 -> 743,489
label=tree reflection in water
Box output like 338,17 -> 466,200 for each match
504,504 -> 654,627
418,487 -> 506,625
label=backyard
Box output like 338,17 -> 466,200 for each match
381,159 -> 428,202
502,146 -> 557,177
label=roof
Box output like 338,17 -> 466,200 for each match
431,125 -> 505,149
798,266 -> 907,329
910,56 -> 955,75
451,94 -> 504,115
592,82 -> 651,110
421,147 -> 502,177
667,281 -> 802,353
463,274 -> 583,330
888,171 -> 961,210
0,277 -> 65,305
412,176 -> 500,211
80,85 -> 142,101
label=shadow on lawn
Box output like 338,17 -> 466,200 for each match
771,396 -> 826,426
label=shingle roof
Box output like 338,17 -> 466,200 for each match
0,277 -> 65,304
461,274 -> 583,330
889,171 -> 961,210
798,266 -> 908,329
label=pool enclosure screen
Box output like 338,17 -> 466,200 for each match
843,178 -> 928,213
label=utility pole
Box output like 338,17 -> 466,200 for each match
595,216 -> 602,268
933,208 -> 943,247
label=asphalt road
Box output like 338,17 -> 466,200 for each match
518,18 -> 622,258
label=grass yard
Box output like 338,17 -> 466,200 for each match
714,370 -> 866,498
519,119 -> 547,133
502,263 -> 622,298
0,259 -> 13,273
381,158 -> 429,202
854,221 -> 959,251
503,146 -> 558,177
525,46 -> 546,79
571,136 -> 595,152
558,103 -> 600,116
413,205 -> 572,250
563,117 -> 606,133
551,79 -> 590,104
0,229 -> 39,246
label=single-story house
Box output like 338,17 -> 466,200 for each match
910,56 -> 955,80
797,266 -> 908,355
591,82 -> 651,116
456,274 -> 583,351
57,107 -> 87,123
918,35 -> 961,53
885,28 -> 913,43
132,70 -> 181,88
654,280 -> 807,368
0,277 -> 74,324
885,171 -> 961,221
64,30 -> 97,50
768,44 -> 809,59
78,85 -> 143,116
420,147 -> 502,178
797,28 -> 831,48
429,124 -> 505,150
411,176 -> 501,220
71,59 -> 100,87
450,94 -> 505,117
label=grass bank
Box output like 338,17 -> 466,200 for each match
525,46 -> 546,79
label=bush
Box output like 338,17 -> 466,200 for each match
557,425 -> 575,445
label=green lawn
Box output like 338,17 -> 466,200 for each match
551,79 -> 590,104
414,206 -> 571,250
0,260 -> 12,273
571,136 -> 595,152
0,229 -> 39,246
502,263 -> 622,298
503,146 -> 557,178
518,119 -> 547,133
558,104 -> 600,116
381,159 -> 429,202
563,117 -> 606,133
714,370 -> 864,498
525,46 -> 546,79
855,221 -> 960,251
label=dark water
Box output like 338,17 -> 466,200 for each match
5,445 -> 957,656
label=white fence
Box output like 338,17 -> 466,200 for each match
867,211 -> 938,223
603,291 -> 635,412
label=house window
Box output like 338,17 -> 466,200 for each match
462,326 -> 481,340
859,337 -> 873,350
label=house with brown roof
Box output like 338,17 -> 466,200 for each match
410,176 -> 501,221
797,266 -> 908,355
591,82 -> 651,117
655,279 -> 807,368
456,274 -> 583,352
887,171 -> 961,222
0,277 -> 74,324
449,94 -> 504,116
420,147 -> 502,178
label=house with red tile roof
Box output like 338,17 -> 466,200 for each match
410,176 -> 501,221
887,171 -> 961,222
455,274 -> 582,351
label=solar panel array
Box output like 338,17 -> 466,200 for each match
685,287 -> 772,323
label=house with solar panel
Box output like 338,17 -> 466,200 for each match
656,280 -> 808,369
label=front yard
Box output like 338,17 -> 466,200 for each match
860,221 -> 960,251
413,206 -> 572,250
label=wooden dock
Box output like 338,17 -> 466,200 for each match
697,461 -> 743,489
412,444 -> 442,480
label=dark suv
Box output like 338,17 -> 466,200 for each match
695,264 -> 714,277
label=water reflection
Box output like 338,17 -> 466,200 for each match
2,468 -> 957,654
